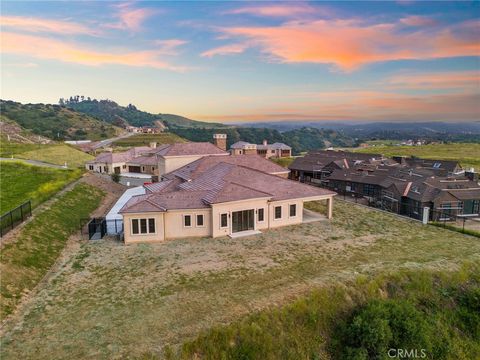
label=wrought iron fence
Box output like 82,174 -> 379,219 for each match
0,200 -> 32,237
80,217 -> 124,240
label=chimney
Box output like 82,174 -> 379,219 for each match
213,133 -> 227,151
150,142 -> 157,149
263,139 -> 268,146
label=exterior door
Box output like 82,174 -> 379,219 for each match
114,167 -> 121,174
232,210 -> 254,233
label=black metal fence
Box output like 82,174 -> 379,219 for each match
0,200 -> 32,237
80,217 -> 124,241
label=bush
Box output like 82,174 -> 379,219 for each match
338,299 -> 432,359
111,173 -> 120,183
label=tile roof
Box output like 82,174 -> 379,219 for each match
162,154 -> 289,181
120,161 -> 334,213
155,142 -> 228,157
289,150 -> 382,172
127,155 -> 157,166
231,141 -> 291,150
89,146 -> 156,164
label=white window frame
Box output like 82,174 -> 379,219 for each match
274,205 -> 282,220
183,214 -> 192,228
196,213 -> 205,228
257,208 -> 265,223
220,213 -> 228,228
289,203 -> 297,218
130,218 -> 157,236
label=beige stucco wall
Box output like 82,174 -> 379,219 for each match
211,198 -> 271,238
123,212 -> 165,244
164,209 -> 212,239
267,199 -> 304,228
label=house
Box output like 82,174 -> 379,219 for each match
289,150 -> 384,184
119,162 -> 335,244
230,140 -> 292,158
85,145 -> 158,175
391,156 -> 462,176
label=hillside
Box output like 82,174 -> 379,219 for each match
170,127 -> 357,154
0,100 -> 121,141
64,97 -> 229,129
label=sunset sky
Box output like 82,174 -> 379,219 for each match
1,1 -> 479,123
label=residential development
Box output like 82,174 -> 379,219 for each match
230,139 -> 292,158
289,150 -> 479,220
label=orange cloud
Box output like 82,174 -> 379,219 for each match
225,4 -> 322,17
1,32 -> 186,71
0,15 -> 97,35
206,18 -> 480,70
196,91 -> 479,122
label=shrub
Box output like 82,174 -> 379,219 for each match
338,299 -> 432,359
111,173 -> 120,183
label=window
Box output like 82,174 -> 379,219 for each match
131,218 -> 156,234
196,214 -> 204,227
89,165 -> 94,170
122,165 -> 126,169
258,208 -> 265,222
184,215 -> 192,227
289,204 -> 297,217
142,166 -> 145,172
274,206 -> 282,219
362,184 -> 375,196
148,218 -> 155,233
152,167 -> 155,170
140,219 -> 147,233
220,213 -> 228,228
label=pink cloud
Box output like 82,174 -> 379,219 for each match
400,15 -> 438,27
1,32 -> 186,71
225,4 -> 323,18
205,18 -> 480,71
0,15 -> 97,35
385,71 -> 480,90
104,3 -> 159,32
201,43 -> 249,57
154,39 -> 188,55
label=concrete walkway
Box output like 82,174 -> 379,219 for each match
0,157 -> 68,169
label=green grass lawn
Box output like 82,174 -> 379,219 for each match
112,132 -> 186,147
0,161 -> 82,212
270,156 -> 295,168
355,143 -> 480,170
1,200 -> 479,359
0,183 -> 104,320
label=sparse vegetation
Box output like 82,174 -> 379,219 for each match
112,133 -> 187,147
0,100 -> 121,140
0,183 -> 104,319
1,200 -> 479,359
177,265 -> 480,360
354,143 -> 480,170
0,161 -> 82,212
270,156 -> 295,168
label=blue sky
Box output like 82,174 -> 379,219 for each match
1,1 -> 479,122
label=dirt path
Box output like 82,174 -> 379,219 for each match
0,157 -> 68,169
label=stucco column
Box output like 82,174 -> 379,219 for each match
327,197 -> 333,219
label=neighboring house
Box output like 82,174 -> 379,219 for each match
85,145 -> 158,175
231,140 -> 292,158
119,162 -> 335,244
86,141 -> 229,177
289,150 -> 479,221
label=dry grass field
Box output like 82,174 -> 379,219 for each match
1,201 -> 479,359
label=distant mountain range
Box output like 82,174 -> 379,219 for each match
238,121 -> 480,142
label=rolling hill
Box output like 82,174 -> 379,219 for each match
0,100 -> 121,141
63,97 -> 230,129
